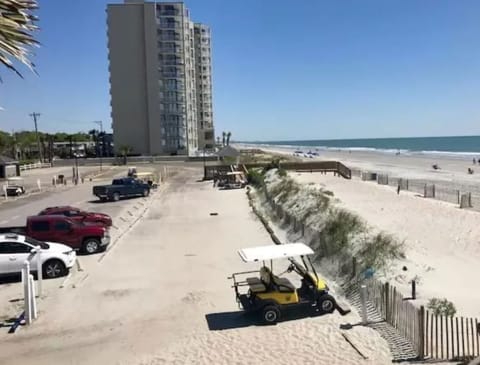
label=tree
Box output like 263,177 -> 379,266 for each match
0,0 -> 39,78
226,131 -> 231,146
119,145 -> 131,165
222,131 -> 226,147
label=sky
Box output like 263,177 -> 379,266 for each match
0,0 -> 479,141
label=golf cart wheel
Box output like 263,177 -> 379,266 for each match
318,294 -> 336,314
142,189 -> 149,197
83,238 -> 101,254
112,192 -> 120,201
43,259 -> 67,279
262,305 -> 280,324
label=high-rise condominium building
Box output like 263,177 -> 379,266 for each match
107,1 -> 214,155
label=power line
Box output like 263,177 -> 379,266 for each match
29,112 -> 43,162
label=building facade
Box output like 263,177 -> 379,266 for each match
194,24 -> 215,149
107,1 -> 214,155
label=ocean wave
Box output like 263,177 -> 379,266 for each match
243,142 -> 479,159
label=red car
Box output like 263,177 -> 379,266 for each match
38,206 -> 112,227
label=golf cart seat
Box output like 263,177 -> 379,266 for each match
272,275 -> 295,293
246,277 -> 266,293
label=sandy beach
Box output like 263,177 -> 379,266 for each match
247,144 -> 480,318
0,166 -> 393,365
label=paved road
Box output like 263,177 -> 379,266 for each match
0,168 -> 124,227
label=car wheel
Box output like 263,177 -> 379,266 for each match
318,294 -> 336,314
112,192 -> 120,201
262,305 -> 280,324
142,189 -> 149,197
83,238 -> 101,254
43,259 -> 67,279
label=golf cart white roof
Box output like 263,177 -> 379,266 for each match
238,243 -> 314,262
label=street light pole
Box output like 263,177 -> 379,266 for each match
93,121 -> 103,171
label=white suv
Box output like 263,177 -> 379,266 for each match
0,233 -> 76,279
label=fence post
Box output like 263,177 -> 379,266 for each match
412,280 -> 416,300
29,274 -> 37,320
418,306 -> 425,360
22,261 -> 32,325
424,184 -> 427,198
457,190 -> 460,205
360,284 -> 368,325
469,192 -> 472,207
433,184 -> 436,198
36,246 -> 42,297
407,179 -> 409,190
385,282 -> 390,322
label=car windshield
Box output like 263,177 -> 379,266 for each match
25,237 -> 49,249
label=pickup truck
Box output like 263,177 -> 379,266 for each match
0,215 -> 110,254
92,177 -> 150,202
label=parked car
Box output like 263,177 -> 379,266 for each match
92,177 -> 150,202
0,215 -> 110,254
38,206 -> 112,227
0,233 -> 76,278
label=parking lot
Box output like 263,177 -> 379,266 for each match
0,164 -> 165,329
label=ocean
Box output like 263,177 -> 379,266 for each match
248,135 -> 480,157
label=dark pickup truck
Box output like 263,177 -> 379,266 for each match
92,177 -> 150,202
0,215 -> 110,254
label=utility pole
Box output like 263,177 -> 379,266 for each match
93,121 -> 103,171
29,112 -> 43,162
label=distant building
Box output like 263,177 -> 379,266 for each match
107,1 -> 215,156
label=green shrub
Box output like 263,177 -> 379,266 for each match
320,209 -> 365,255
277,168 -> 287,177
247,169 -> 265,188
358,232 -> 404,271
427,298 -> 457,317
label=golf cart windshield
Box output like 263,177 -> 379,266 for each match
238,243 -> 314,262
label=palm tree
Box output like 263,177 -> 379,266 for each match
222,131 -> 226,147
0,0 -> 39,78
226,131 -> 232,146
119,145 -> 132,165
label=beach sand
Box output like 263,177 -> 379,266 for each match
0,167 -> 393,365
291,171 -> 480,317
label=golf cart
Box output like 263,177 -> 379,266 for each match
221,171 -> 246,189
4,177 -> 26,196
135,172 -> 158,189
229,243 -> 344,324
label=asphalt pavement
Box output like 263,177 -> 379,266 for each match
0,167 -> 124,227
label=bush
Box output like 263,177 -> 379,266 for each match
427,298 -> 457,316
320,209 -> 365,256
277,168 -> 287,177
358,232 -> 404,271
247,169 -> 265,188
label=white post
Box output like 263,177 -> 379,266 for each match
36,179 -> 41,192
2,185 -> 7,200
53,175 -> 56,186
22,261 -> 32,325
36,246 -> 42,297
360,284 -> 368,325
29,274 -> 37,320
163,166 -> 167,180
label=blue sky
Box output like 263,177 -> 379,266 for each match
1,0 -> 479,141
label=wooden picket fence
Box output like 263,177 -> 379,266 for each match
423,310 -> 480,361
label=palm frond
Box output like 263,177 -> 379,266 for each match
0,0 -> 39,78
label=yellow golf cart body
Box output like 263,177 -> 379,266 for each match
230,243 -> 338,324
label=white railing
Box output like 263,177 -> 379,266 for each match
19,162 -> 52,171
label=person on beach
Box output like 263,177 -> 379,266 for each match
473,158 -> 476,165
397,184 -> 401,195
